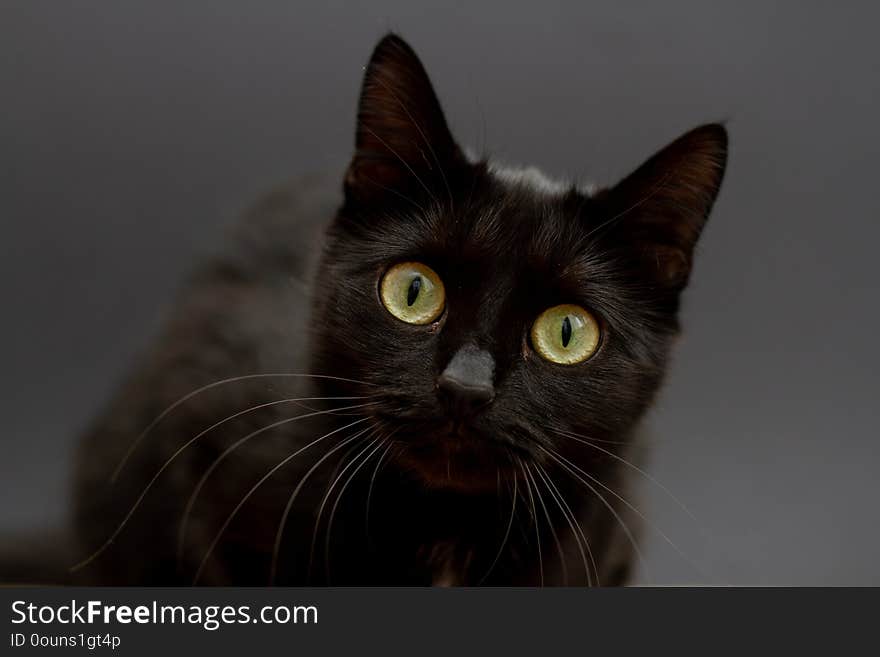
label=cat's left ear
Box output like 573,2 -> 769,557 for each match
344,34 -> 464,204
600,123 -> 728,290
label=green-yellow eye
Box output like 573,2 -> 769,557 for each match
531,304 -> 600,365
380,261 -> 446,325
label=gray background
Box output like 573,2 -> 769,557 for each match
1,1 -> 877,585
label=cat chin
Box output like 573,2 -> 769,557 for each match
394,436 -> 521,494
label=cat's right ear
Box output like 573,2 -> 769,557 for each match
344,34 -> 464,206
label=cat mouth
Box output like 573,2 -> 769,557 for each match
390,421 -> 526,492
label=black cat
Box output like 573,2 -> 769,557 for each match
7,34 -> 727,586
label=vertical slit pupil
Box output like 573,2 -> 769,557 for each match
561,316 -> 572,348
407,276 -> 422,306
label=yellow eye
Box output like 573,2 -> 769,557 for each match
380,262 -> 446,325
531,304 -> 600,365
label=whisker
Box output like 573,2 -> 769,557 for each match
516,458 -> 544,587
323,437 -> 387,584
111,372 -> 376,482
269,426 -> 376,585
544,463 -> 600,586
477,471 -> 517,585
175,402 -> 378,566
538,445 -> 650,584
544,445 -> 708,583
321,439 -> 367,497
547,426 -> 629,446
533,462 -> 596,587
553,428 -> 698,523
523,463 -> 568,586
307,436 -> 380,582
365,434 -> 397,547
71,399 -> 375,575
190,417 -> 372,584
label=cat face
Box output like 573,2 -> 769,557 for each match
309,35 -> 726,491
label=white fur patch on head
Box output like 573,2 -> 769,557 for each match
485,160 -> 596,197
488,163 -> 569,194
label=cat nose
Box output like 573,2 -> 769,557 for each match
437,344 -> 495,418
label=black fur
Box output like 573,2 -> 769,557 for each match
8,34 -> 727,586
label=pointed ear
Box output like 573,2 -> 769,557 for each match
345,34 -> 463,204
600,124 -> 728,289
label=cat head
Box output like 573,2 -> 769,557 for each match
310,34 -> 726,491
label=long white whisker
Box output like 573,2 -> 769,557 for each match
307,436 -> 379,582
71,399 -> 374,575
324,438 -> 387,584
175,402 -> 377,565
190,417 -> 372,584
477,472 -> 517,585
535,463 -> 593,586
534,462 -> 596,587
547,426 -> 629,445
544,444 -> 707,582
524,463 -> 568,586
365,435 -> 397,546
538,445 -> 650,584
516,458 -> 544,587
111,372 -> 376,482
553,428 -> 698,522
268,426 -> 376,585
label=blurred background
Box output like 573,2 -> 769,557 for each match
2,1 -> 878,585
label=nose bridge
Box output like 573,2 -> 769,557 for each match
435,261 -> 507,406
